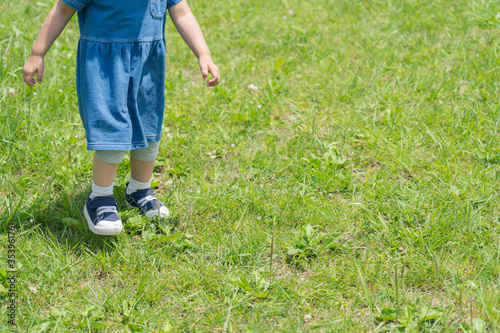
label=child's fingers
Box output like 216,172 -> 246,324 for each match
22,57 -> 44,86
200,63 -> 208,81
23,60 -> 44,86
36,66 -> 44,84
207,64 -> 220,87
23,69 -> 35,86
24,75 -> 33,86
207,77 -> 219,87
209,64 -> 219,80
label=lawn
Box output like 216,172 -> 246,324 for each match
1,0 -> 500,331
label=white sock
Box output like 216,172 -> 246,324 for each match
90,180 -> 114,198
126,177 -> 151,195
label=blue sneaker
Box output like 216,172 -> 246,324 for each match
125,183 -> 170,219
83,195 -> 123,235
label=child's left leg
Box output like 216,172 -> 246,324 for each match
130,157 -> 155,183
125,141 -> 170,218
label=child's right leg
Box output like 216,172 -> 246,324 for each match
92,154 -> 121,188
84,152 -> 125,236
125,141 -> 170,218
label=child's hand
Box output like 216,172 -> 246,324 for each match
23,55 -> 45,87
199,55 -> 220,87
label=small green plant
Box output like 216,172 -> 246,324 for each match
161,232 -> 194,252
459,318 -> 487,333
29,305 -> 108,332
376,303 -> 449,332
231,271 -> 270,298
121,300 -> 146,332
285,224 -> 346,263
61,216 -> 85,231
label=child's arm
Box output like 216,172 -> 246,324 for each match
23,0 -> 76,86
168,1 -> 220,87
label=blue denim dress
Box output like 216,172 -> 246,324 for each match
62,0 -> 182,150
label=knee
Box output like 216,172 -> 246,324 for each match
130,141 -> 160,162
94,150 -> 127,164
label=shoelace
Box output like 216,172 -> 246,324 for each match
137,195 -> 157,208
96,206 -> 118,219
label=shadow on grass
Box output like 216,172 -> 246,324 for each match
3,184 -> 136,255
478,155 -> 500,165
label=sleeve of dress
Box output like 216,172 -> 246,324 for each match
167,0 -> 183,9
61,0 -> 92,11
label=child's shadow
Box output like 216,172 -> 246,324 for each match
28,184 -> 176,255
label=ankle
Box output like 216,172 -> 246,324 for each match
126,177 -> 151,195
90,180 -> 114,198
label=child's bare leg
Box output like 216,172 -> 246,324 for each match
93,155 -> 120,187
90,151 -> 125,198
128,141 -> 159,185
130,156 -> 155,183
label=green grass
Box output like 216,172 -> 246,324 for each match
2,0 -> 500,331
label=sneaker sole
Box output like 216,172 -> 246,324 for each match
84,204 -> 123,236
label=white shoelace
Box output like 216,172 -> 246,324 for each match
96,206 -> 118,221
137,195 -> 157,207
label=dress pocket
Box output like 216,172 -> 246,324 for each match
150,0 -> 167,18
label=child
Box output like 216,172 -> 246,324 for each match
23,0 -> 220,235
